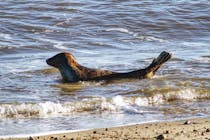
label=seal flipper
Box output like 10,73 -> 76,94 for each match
144,51 -> 172,78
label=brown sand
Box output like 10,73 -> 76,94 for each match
2,117 -> 210,140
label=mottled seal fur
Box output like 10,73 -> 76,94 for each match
46,51 -> 172,82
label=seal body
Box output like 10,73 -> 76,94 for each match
46,51 -> 172,82
46,53 -> 116,82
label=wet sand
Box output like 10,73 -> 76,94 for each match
2,117 -> 210,140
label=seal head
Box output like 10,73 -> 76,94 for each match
46,52 -> 80,82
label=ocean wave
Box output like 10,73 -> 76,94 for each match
0,88 -> 209,119
0,33 -> 12,40
0,46 -> 16,50
37,38 -> 68,50
135,35 -> 166,42
105,28 -> 133,34
105,28 -> 166,42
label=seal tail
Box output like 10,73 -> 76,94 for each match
144,51 -> 172,78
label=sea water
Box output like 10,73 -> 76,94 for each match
0,0 -> 209,136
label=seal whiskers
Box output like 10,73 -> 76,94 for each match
46,51 -> 172,82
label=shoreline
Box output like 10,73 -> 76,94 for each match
1,117 -> 210,140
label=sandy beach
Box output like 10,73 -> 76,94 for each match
2,117 -> 210,140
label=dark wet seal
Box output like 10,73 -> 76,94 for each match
28,136 -> 34,140
184,120 -> 190,125
46,51 -> 172,83
156,134 -> 165,140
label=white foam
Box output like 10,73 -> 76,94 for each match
0,33 -> 12,40
181,42 -> 207,47
37,38 -> 68,50
105,28 -> 166,43
135,35 -> 165,42
164,89 -> 207,101
135,94 -> 164,106
106,28 -> 133,34
0,89 -> 208,119
193,57 -> 210,63
146,36 -> 165,42
53,42 -> 67,50
135,97 -> 149,106
0,96 -> 140,118
0,102 -> 73,118
101,98 -> 117,111
135,88 -> 210,106
112,95 -> 128,107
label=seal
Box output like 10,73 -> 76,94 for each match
46,51 -> 172,82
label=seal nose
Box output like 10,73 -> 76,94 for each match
46,58 -> 51,66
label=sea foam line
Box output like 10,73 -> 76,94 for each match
0,116 -> 208,139
0,88 -> 209,119
0,120 -> 160,138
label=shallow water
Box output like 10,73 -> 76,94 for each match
0,0 -> 210,136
